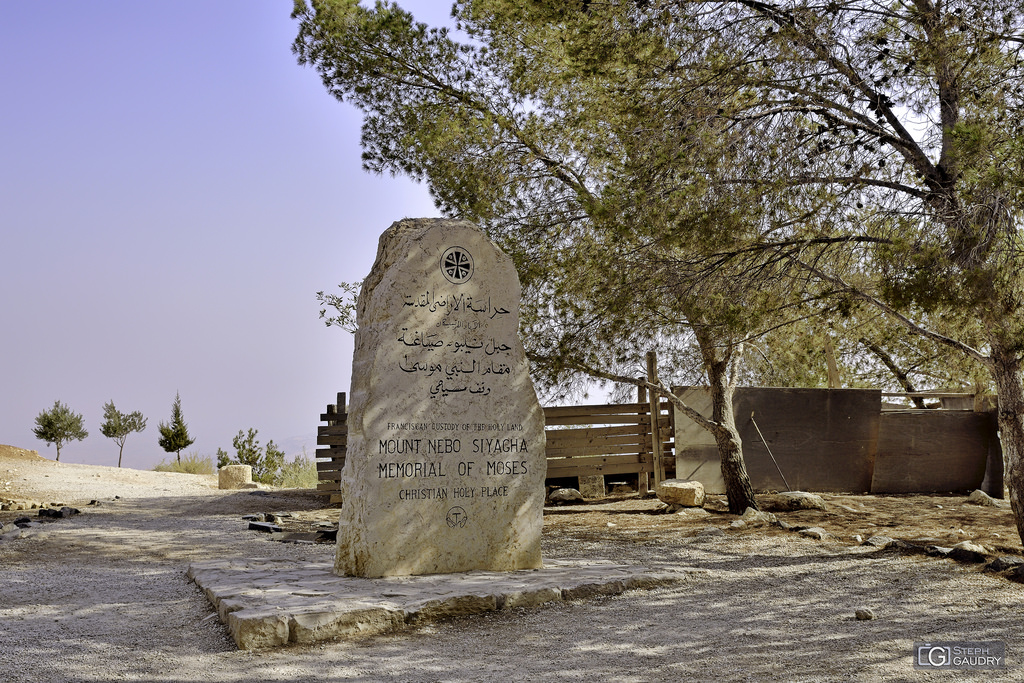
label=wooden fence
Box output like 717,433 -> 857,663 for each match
315,389 -> 675,499
544,396 -> 675,486
315,392 -> 347,503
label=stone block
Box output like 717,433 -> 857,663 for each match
578,475 -> 605,499
656,479 -> 706,507
228,609 -> 290,650
219,465 -> 253,490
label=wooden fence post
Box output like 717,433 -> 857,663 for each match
647,351 -> 666,487
637,381 -> 651,494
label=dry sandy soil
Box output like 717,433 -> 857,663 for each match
2,443 -> 1024,682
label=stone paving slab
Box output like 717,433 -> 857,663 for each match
188,558 -> 701,649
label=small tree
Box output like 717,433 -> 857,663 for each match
216,447 -> 232,469
232,428 -> 285,485
33,400 -> 88,462
157,392 -> 194,462
99,400 -> 148,468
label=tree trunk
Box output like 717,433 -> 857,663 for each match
707,357 -> 758,514
694,324 -> 758,514
118,444 -> 124,468
990,347 -> 1024,546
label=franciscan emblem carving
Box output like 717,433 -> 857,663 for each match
446,506 -> 468,528
440,246 -> 474,284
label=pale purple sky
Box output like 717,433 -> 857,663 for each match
0,1 -> 455,468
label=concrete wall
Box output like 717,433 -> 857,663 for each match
871,410 -> 1000,494
674,388 -> 880,493
674,387 -> 1002,495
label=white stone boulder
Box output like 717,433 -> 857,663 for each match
773,491 -> 828,511
656,479 -> 706,507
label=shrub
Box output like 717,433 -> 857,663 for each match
278,449 -> 318,489
154,452 -> 215,475
231,428 -> 284,485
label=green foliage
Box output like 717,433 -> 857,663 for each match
216,447 -> 232,469
154,452 -> 215,475
157,392 -> 195,462
316,281 -> 362,332
231,428 -> 285,485
295,0 -> 1024,372
99,400 -> 147,468
278,449 -> 318,489
32,400 -> 88,462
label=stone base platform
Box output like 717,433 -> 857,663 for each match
188,558 -> 696,650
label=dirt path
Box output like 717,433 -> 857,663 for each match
2,446 -> 1023,681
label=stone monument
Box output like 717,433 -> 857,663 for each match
335,218 -> 545,577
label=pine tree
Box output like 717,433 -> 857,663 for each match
157,392 -> 194,462
232,428 -> 285,485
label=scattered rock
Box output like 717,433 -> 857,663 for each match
1,500 -> 42,512
967,489 -> 999,507
798,527 -> 830,541
248,521 -> 283,533
864,535 -> 896,549
949,541 -> 988,564
675,507 -> 711,519
855,608 -> 876,621
738,507 -> 777,527
38,506 -> 80,519
1005,566 -> 1024,584
985,556 -> 1024,573
852,534 -> 863,544
925,545 -> 952,557
766,491 -> 828,512
656,479 -> 706,508
547,488 -> 585,504
316,528 -> 338,543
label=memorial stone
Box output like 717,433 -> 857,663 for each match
335,218 -> 546,578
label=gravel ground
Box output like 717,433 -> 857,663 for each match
2,447 -> 1023,682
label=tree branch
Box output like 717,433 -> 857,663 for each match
790,255 -> 992,367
